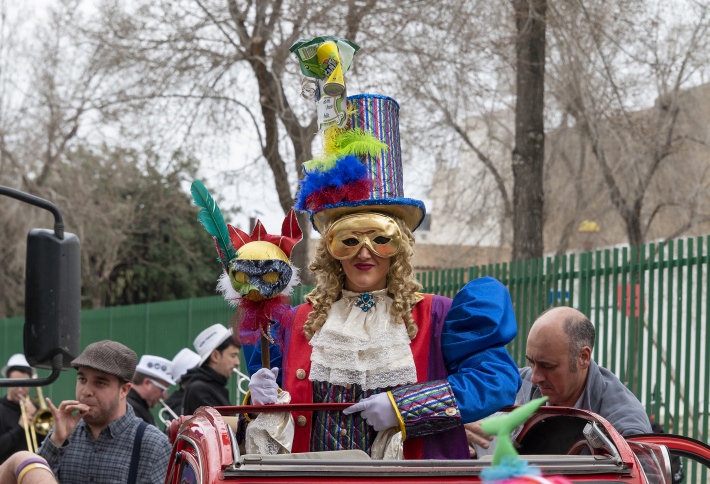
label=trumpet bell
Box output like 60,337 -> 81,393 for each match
32,408 -> 54,436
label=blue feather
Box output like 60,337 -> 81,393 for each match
190,180 -> 236,264
295,156 -> 369,211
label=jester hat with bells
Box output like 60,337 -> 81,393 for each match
191,180 -> 302,350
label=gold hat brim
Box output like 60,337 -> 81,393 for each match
310,199 -> 425,233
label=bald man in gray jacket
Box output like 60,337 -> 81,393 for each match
467,306 -> 651,457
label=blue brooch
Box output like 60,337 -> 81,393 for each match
356,293 -> 376,312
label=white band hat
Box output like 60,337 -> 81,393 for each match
171,348 -> 201,383
193,324 -> 234,366
135,355 -> 176,386
2,353 -> 36,378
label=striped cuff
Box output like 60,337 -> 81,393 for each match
389,379 -> 461,439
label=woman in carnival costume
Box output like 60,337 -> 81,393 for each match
243,80 -> 522,458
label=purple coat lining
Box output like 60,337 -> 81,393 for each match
421,295 -> 469,460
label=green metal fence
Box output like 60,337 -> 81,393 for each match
2,234 -> 708,475
293,237 -> 707,428
294,236 -> 710,464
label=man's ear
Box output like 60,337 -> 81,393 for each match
578,346 -> 592,370
209,348 -> 221,364
120,381 -> 132,399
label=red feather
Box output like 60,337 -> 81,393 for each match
305,179 -> 373,211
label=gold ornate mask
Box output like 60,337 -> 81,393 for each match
327,213 -> 402,260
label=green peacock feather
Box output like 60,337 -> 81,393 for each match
190,180 -> 236,265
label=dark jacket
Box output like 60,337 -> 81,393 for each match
182,366 -> 230,415
164,387 -> 185,418
0,396 -> 27,463
127,388 -> 156,426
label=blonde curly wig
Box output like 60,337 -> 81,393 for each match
303,215 -> 422,341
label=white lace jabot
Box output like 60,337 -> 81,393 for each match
308,288 -> 417,390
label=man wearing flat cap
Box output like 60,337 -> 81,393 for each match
38,340 -> 172,484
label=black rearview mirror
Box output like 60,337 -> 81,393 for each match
0,186 -> 81,387
25,228 -> 81,370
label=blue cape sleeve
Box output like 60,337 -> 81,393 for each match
443,277 -> 522,423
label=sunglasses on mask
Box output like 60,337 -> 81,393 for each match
327,213 -> 402,260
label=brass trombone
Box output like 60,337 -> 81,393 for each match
19,384 -> 54,452
19,396 -> 34,452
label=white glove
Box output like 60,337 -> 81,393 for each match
343,393 -> 399,431
249,367 -> 279,405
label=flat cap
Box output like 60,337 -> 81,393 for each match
71,340 -> 137,382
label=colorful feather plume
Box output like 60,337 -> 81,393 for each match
304,128 -> 387,172
190,180 -> 236,268
295,155 -> 374,212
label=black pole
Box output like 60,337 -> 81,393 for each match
0,186 -> 65,239
0,354 -> 63,387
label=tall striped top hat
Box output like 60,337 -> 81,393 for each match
295,94 -> 425,233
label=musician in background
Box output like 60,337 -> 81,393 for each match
164,348 -> 200,419
182,324 -> 241,415
127,355 -> 175,427
0,354 -> 37,463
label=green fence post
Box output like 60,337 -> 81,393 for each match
665,240 -> 675,434
675,240 -> 684,436
620,247 -> 629,386
513,260 -> 523,366
683,238 -> 693,437
593,250 -> 602,363
703,236 -> 710,483
694,237 -> 704,445
637,243 -> 646,400
529,258 -> 538,325
656,242 -> 666,429
646,243 -> 656,416
627,246 -> 636,394
536,256 -> 545,327
526,258 -> 536,345
570,253 -> 574,308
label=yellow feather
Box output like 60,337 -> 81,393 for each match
303,105 -> 387,171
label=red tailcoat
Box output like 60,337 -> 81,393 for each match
283,295 -> 434,459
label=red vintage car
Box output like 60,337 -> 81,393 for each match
164,404 -> 710,484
